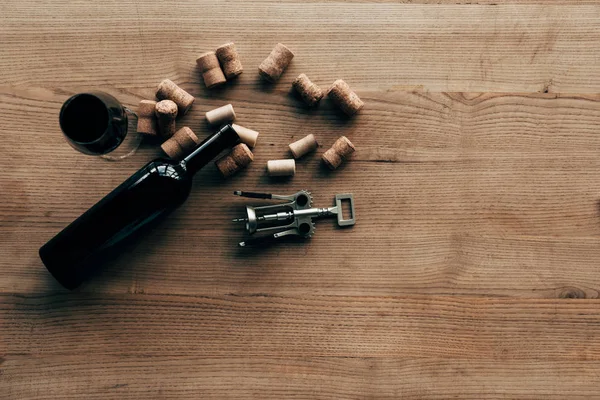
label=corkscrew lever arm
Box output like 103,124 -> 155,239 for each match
233,191 -> 297,201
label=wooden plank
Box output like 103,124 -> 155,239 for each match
2,90 -> 600,297
3,293 -> 600,359
3,356 -> 600,399
231,0 -> 600,3
1,3 -> 600,92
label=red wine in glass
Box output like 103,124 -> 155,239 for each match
59,91 -> 139,158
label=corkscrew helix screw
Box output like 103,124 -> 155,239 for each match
232,190 -> 356,247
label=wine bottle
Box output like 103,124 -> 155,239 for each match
39,124 -> 240,290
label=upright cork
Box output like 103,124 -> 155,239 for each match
215,143 -> 254,178
215,42 -> 243,79
156,79 -> 195,115
267,159 -> 296,177
231,123 -> 259,148
137,100 -> 158,136
328,79 -> 364,116
289,134 -> 318,159
322,136 -> 355,170
206,104 -> 236,126
155,100 -> 178,139
292,74 -> 324,107
258,43 -> 294,83
196,51 -> 227,89
160,126 -> 201,160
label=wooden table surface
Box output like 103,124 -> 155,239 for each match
3,1 -> 600,398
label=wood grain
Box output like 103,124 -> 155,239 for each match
6,357 -> 600,399
4,294 -> 600,398
1,3 -> 600,92
3,0 -> 600,398
5,293 -> 600,359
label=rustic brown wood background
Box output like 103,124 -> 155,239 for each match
3,0 -> 600,398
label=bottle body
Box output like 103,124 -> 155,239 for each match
40,125 -> 240,289
40,159 -> 191,289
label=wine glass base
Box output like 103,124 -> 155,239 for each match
100,131 -> 143,161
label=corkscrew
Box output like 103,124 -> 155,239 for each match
232,190 -> 356,247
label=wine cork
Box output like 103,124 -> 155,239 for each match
267,159 -> 296,177
292,74 -> 324,107
258,43 -> 294,83
215,143 -> 254,178
160,126 -> 201,160
136,100 -> 158,136
215,42 -> 243,79
156,79 -> 195,115
173,126 -> 200,151
231,124 -> 259,148
206,104 -> 236,126
160,138 -> 183,160
155,100 -> 178,139
327,79 -> 364,116
196,51 -> 227,89
289,134 -> 318,159
322,136 -> 355,170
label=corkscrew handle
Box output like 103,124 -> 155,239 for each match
334,193 -> 356,226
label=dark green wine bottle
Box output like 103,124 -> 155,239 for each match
39,124 -> 239,289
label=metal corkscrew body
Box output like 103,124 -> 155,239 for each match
232,190 -> 356,247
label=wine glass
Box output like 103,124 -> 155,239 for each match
59,91 -> 142,160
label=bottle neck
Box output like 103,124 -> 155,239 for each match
182,125 -> 240,175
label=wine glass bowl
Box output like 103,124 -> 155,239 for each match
59,91 -> 136,157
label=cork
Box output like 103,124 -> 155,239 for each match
267,159 -> 296,177
155,100 -> 178,139
160,126 -> 201,160
327,79 -> 364,116
215,143 -> 254,178
289,134 -> 318,159
173,126 -> 200,151
136,100 -> 158,136
258,43 -> 294,83
161,139 -> 184,160
292,74 -> 324,107
231,123 -> 259,148
322,136 -> 355,170
196,51 -> 227,89
156,79 -> 195,115
215,42 -> 243,79
206,104 -> 236,126
138,100 -> 157,117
